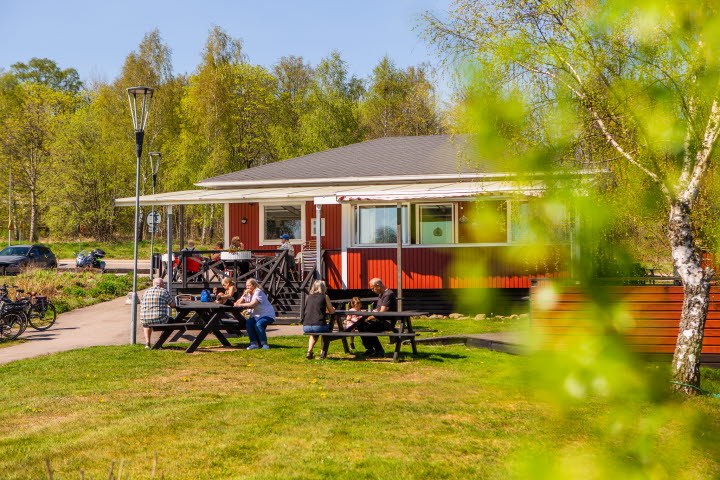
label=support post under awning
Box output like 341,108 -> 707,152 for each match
315,204 -> 322,280
397,202 -> 403,311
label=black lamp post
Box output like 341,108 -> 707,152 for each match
148,151 -> 162,258
127,86 -> 154,345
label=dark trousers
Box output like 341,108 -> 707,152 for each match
357,319 -> 392,352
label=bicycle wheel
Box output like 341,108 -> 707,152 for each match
28,302 -> 56,331
0,312 -> 27,340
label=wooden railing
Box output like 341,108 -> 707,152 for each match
151,249 -> 302,307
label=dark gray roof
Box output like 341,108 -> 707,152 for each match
197,135 -> 498,187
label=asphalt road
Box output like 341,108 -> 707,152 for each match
58,259 -> 151,274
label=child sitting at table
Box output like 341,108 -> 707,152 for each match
344,297 -> 363,331
213,277 -> 245,326
343,296 -> 364,350
214,277 -> 238,306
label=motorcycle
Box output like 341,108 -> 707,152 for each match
74,249 -> 106,273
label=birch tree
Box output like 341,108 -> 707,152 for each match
423,0 -> 720,393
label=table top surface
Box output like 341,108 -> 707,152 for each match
333,310 -> 427,318
176,301 -> 236,311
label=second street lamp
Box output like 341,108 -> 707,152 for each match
148,151 -> 162,259
127,86 -> 154,345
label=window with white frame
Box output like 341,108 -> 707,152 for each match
459,200 -> 508,244
418,204 -> 454,244
355,205 -> 409,245
262,204 -> 303,243
509,200 -> 570,243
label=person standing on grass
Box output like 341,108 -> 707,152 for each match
234,278 -> 275,350
356,277 -> 397,358
302,280 -> 335,359
140,277 -> 176,349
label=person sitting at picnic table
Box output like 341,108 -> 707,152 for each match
214,277 -> 239,305
343,296 -> 363,350
182,240 -> 198,253
302,280 -> 335,359
173,240 -> 203,276
140,277 -> 176,349
356,277 -> 397,358
234,278 -> 275,350
210,241 -> 224,261
230,236 -> 245,250
214,277 -> 246,325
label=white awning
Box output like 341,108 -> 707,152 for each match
114,185 -> 348,206
334,181 -> 543,201
114,181 -> 543,207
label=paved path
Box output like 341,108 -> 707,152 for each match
0,294 -> 302,365
58,259 -> 151,274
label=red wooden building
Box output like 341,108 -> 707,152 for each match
117,135 -> 580,313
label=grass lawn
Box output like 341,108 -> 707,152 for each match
413,316 -> 528,336
1,330 -> 719,479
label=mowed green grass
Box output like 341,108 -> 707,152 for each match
1,334 -> 719,479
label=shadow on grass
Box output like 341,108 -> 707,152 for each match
316,351 -> 468,363
151,342 -> 304,353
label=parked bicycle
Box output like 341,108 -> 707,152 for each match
0,311 -> 27,341
0,284 -> 29,341
0,284 -> 57,335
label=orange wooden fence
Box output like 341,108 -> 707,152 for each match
531,285 -> 720,364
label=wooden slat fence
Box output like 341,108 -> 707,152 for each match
531,285 -> 720,365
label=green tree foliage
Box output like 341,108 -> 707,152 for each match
48,87 -> 132,240
361,57 -> 442,138
271,55 -> 314,160
298,51 -> 365,153
0,83 -> 79,241
10,58 -> 82,93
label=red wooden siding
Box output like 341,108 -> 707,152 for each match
229,201 -> 567,289
345,245 -> 568,290
531,286 -> 720,354
229,203 -> 267,250
304,202 -> 342,250
325,251 -> 343,289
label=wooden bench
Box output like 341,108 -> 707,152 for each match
304,311 -> 423,362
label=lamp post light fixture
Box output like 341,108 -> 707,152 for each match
127,86 -> 154,345
148,151 -> 162,258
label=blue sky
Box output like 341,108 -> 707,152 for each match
0,0 -> 448,86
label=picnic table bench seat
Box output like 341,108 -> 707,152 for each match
304,310 -> 426,362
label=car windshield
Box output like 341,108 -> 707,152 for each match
0,246 -> 30,256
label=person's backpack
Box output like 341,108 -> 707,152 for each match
200,289 -> 212,302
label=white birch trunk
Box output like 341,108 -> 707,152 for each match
668,202 -> 711,394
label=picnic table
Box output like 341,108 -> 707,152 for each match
309,310 -> 427,361
150,301 -> 244,353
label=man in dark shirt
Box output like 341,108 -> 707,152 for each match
357,277 -> 397,358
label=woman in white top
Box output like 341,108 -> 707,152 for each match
234,278 -> 276,350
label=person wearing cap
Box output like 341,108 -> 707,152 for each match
278,234 -> 292,250
277,234 -> 295,270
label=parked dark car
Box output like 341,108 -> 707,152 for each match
0,245 -> 57,275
